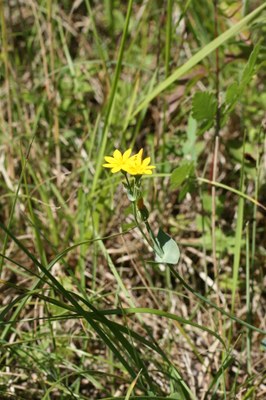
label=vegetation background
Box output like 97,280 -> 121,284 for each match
0,0 -> 265,399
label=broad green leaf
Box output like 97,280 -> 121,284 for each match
192,91 -> 217,122
170,162 -> 194,190
155,229 -> 180,265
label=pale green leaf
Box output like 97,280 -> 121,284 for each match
155,229 -> 180,265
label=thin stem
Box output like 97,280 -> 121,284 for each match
144,220 -> 163,257
47,0 -> 61,185
165,0 -> 172,78
0,0 -> 14,179
124,172 -> 131,191
132,201 -> 153,250
211,0 -> 222,338
246,223 -> 251,375
127,175 -> 162,258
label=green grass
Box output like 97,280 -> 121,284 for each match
0,1 -> 266,399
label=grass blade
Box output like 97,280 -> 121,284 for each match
131,3 -> 266,118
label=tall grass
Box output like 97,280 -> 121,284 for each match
0,1 -> 265,399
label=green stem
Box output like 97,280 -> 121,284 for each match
246,223 -> 251,374
132,201 -> 153,250
123,172 -> 132,193
129,176 -> 162,257
144,220 -> 163,257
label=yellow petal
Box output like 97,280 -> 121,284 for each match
136,148 -> 143,162
104,156 -> 116,163
142,157 -> 151,167
126,167 -> 137,175
103,163 -> 115,168
113,149 -> 122,160
123,148 -> 132,160
111,166 -> 121,173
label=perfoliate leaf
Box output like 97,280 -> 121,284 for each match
123,184 -> 136,201
155,229 -> 180,265
170,162 -> 194,190
192,91 -> 217,122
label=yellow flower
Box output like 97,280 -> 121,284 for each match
103,148 -> 133,173
125,149 -> 156,175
